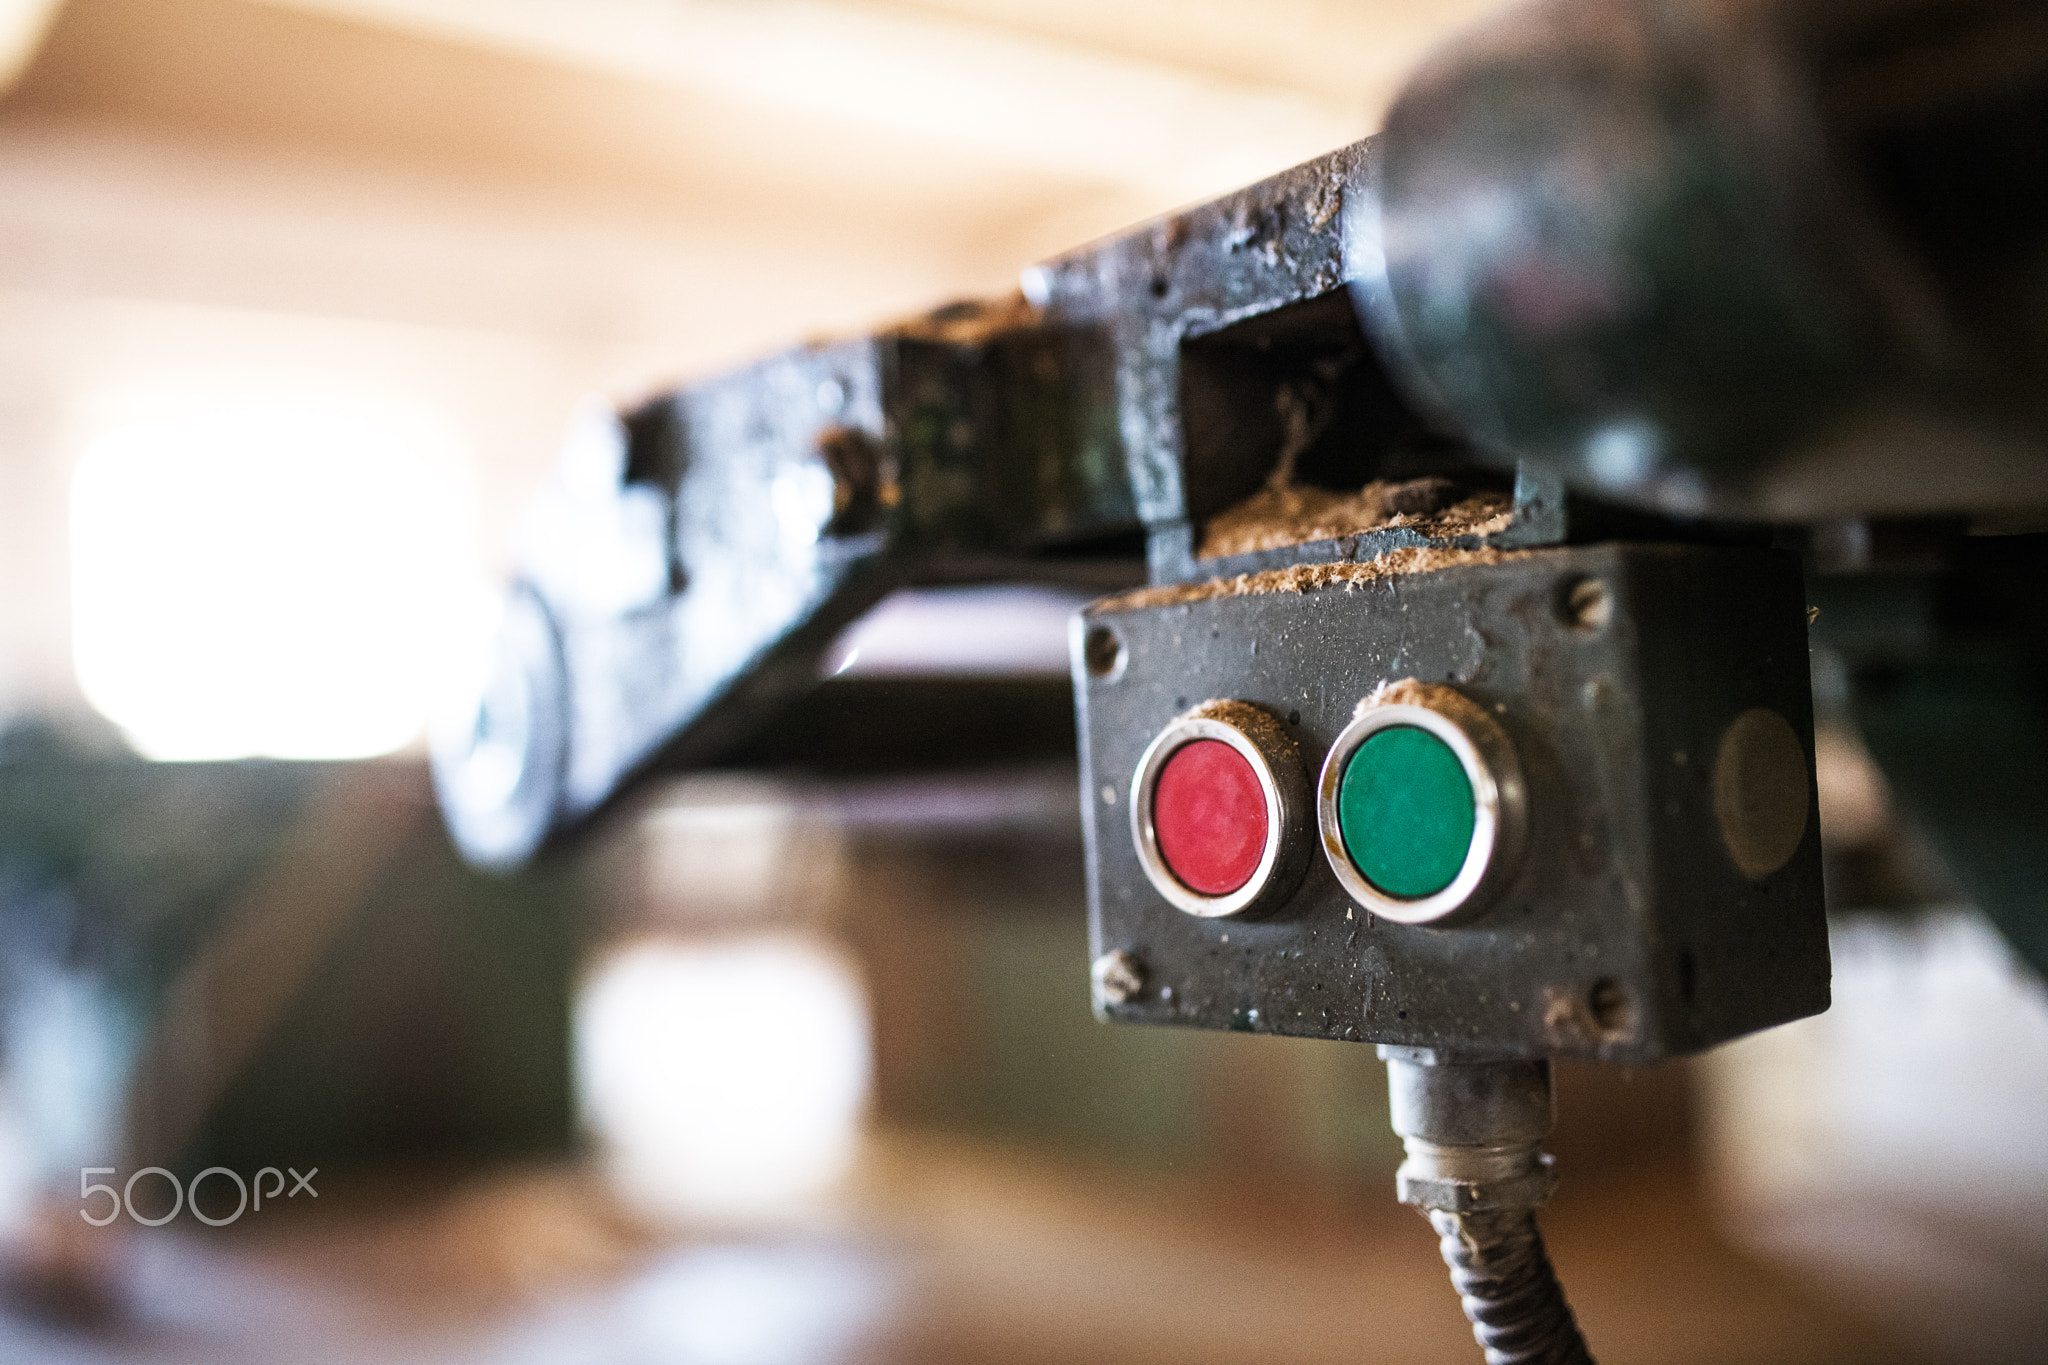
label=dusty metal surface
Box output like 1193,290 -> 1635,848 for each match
436,137 -> 1545,868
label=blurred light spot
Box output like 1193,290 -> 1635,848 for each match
264,0 -> 1356,203
1584,418 -> 1659,489
820,584 -> 1090,677
770,461 -> 834,554
1813,722 -> 1893,849
1700,909 -> 2048,1353
0,0 -> 61,92
576,937 -> 870,1222
516,396 -> 670,616
638,783 -> 849,925
622,1245 -> 891,1365
1,971 -> 132,1179
1706,910 -> 2048,1203
69,393 -> 485,760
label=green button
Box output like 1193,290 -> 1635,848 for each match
1338,726 -> 1476,900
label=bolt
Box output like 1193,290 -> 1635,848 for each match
1559,576 -> 1611,632
1587,978 -> 1632,1037
1091,949 -> 1146,1005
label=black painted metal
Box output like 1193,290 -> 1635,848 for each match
437,138 -> 1534,867
1362,0 -> 2048,521
436,303 -> 1153,866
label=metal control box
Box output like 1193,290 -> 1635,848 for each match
1074,542 -> 1828,1064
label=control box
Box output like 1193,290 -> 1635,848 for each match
1073,542 -> 1828,1064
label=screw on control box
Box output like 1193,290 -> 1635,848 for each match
1073,542 -> 1828,1064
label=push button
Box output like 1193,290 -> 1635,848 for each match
1319,682 -> 1525,925
1131,701 -> 1310,919
1337,726 -> 1476,900
1154,739 -> 1268,895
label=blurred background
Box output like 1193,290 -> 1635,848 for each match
0,1 -> 2043,1361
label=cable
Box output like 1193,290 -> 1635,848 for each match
1428,1207 -> 1592,1365
1381,1048 -> 1595,1365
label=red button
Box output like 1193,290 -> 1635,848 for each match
1153,739 -> 1268,896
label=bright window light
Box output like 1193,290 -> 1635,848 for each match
576,937 -> 871,1223
70,393 -> 483,761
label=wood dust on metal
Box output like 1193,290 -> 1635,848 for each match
1195,377 -> 1513,559
1199,477 -> 1513,559
1094,544 -> 1530,613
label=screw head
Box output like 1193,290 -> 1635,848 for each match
1091,949 -> 1146,1005
1559,576 -> 1611,632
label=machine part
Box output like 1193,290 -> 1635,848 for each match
1355,0 -> 2048,521
431,312 -> 1150,867
1385,1048 -> 1592,1365
1318,681 -> 1527,925
1128,699 -> 1312,918
1075,542 -> 1827,1063
439,130 -> 1593,867
1025,150 -> 1569,589
441,5 -> 2048,1014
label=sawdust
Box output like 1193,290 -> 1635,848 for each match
1182,698 -> 1296,756
1194,381 -> 1511,558
1199,479 -> 1514,559
1361,677 -> 1447,711
1093,544 -> 1530,614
